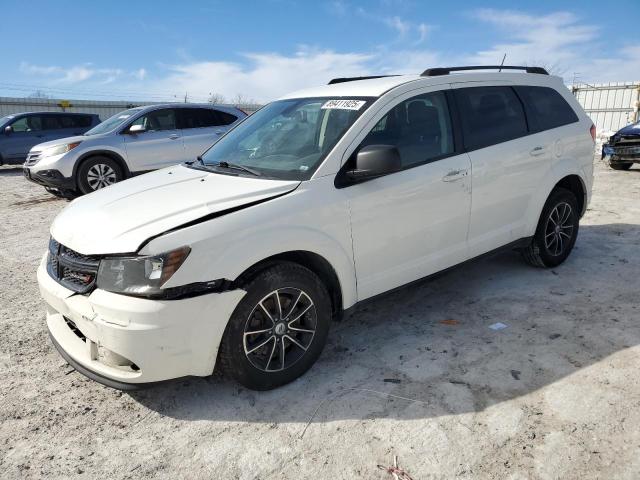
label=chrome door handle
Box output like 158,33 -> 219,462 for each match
530,146 -> 545,156
215,130 -> 224,135
169,134 -> 180,140
442,169 -> 468,182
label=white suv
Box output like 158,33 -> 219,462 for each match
38,66 -> 595,390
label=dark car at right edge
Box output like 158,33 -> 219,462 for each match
603,121 -> 640,170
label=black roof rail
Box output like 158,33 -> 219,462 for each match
421,65 -> 549,76
328,75 -> 399,85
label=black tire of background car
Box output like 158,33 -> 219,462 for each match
522,187 -> 579,268
77,156 -> 123,195
217,262 -> 331,390
608,160 -> 633,170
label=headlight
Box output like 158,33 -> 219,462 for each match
97,246 -> 190,297
42,141 -> 82,157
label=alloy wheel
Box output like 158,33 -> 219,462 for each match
243,288 -> 317,372
544,202 -> 574,256
86,163 -> 117,190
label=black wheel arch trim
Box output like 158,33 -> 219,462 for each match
72,150 -> 131,183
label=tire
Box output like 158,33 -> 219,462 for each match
609,161 -> 633,170
76,156 -> 123,194
522,188 -> 579,268
218,262 -> 331,390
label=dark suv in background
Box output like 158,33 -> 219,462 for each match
0,112 -> 100,165
603,121 -> 640,170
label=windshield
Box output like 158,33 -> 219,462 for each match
0,115 -> 14,127
199,97 -> 373,180
84,108 -> 143,136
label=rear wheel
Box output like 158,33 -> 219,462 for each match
609,160 -> 633,170
522,188 -> 579,268
77,156 -> 123,194
218,262 -> 331,390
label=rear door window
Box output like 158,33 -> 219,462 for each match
178,108 -> 221,129
454,86 -> 528,151
42,116 -> 62,131
515,86 -> 579,132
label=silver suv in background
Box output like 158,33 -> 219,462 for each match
23,104 -> 247,196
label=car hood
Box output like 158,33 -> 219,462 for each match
31,134 -> 107,151
615,123 -> 640,137
51,165 -> 300,255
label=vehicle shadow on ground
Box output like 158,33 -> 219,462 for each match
130,222 -> 640,426
0,166 -> 24,176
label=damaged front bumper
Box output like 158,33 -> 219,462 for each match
38,255 -> 245,389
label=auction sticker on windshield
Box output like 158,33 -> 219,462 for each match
321,99 -> 366,110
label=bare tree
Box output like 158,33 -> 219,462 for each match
231,93 -> 258,106
208,92 -> 226,104
27,90 -> 50,99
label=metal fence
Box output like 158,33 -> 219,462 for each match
572,82 -> 640,132
0,96 -> 262,120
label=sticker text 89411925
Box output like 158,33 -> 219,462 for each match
321,99 -> 366,111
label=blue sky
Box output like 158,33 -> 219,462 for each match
1,0 -> 638,103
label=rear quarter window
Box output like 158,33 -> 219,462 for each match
454,86 -> 528,151
215,110 -> 238,126
515,86 -> 579,132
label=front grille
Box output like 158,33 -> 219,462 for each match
47,238 -> 100,294
24,151 -> 42,167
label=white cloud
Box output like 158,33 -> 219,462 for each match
384,16 -> 411,39
15,9 -> 640,103
465,9 -> 638,83
20,62 -> 143,85
149,48 -> 375,102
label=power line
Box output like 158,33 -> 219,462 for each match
0,81 -> 214,103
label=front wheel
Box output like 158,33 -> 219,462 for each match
218,262 -> 331,390
522,188 -> 579,268
77,156 -> 123,194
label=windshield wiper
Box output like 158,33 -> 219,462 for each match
214,161 -> 262,177
192,157 -> 261,176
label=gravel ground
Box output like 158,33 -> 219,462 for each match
1,159 -> 639,480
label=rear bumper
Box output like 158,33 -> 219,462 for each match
23,167 -> 75,190
38,255 -> 246,388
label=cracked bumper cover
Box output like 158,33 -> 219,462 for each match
38,255 -> 245,388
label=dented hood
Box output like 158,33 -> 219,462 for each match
51,165 -> 299,255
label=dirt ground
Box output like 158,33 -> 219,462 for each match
1,158 -> 639,480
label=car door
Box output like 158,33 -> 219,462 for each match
123,108 -> 186,171
452,84 -> 550,258
343,88 -> 472,300
179,108 -> 240,160
4,115 -> 46,162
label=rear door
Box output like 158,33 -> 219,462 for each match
179,108 -> 240,159
452,84 -> 550,257
123,108 -> 186,171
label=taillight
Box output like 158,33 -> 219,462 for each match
590,124 -> 596,142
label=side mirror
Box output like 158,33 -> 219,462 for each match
346,145 -> 402,182
4,125 -> 13,135
128,124 -> 146,134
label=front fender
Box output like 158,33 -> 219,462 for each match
142,179 -> 358,309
